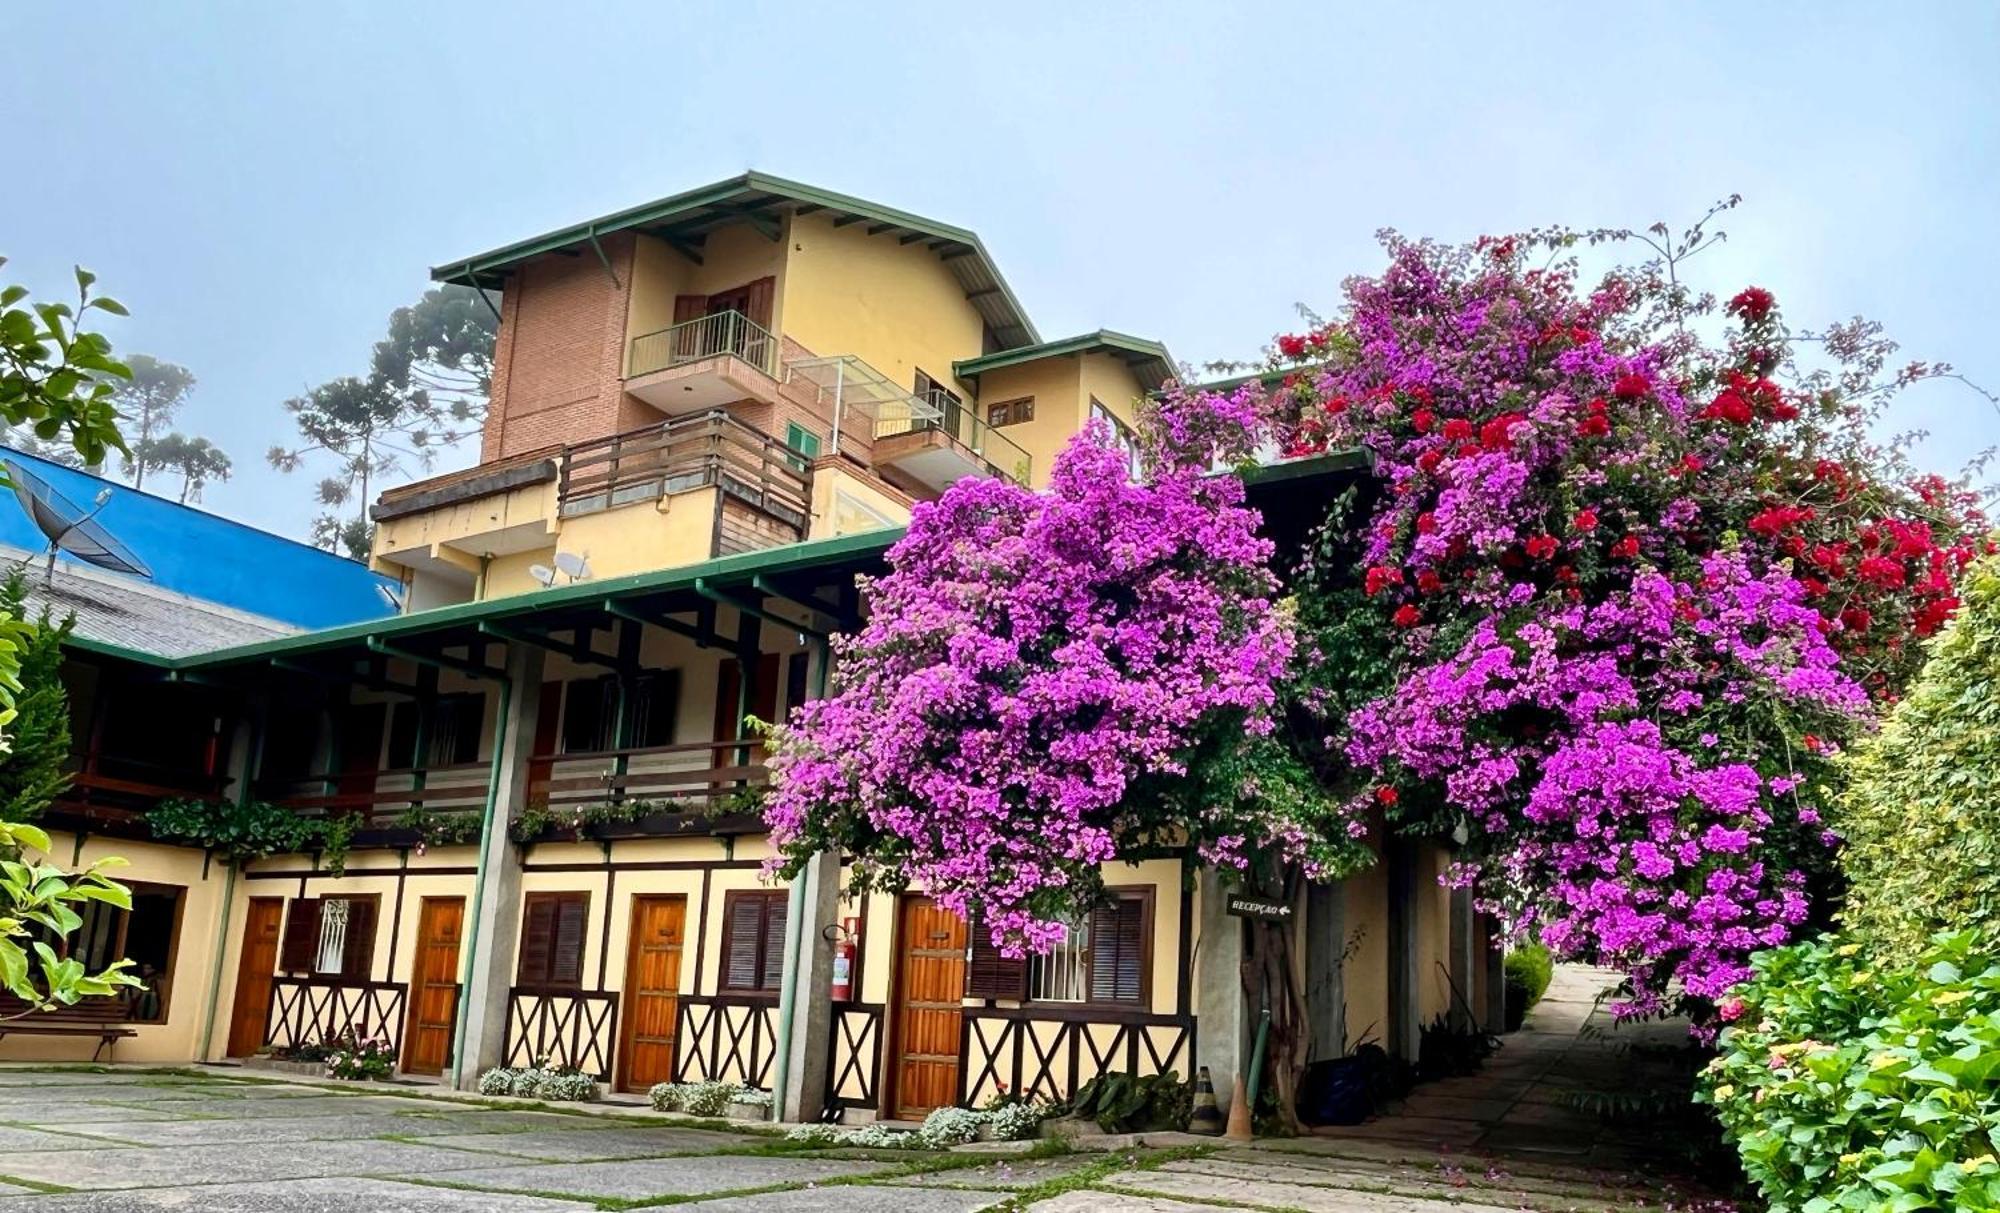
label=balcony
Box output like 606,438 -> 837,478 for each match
556,410 -> 811,544
625,310 -> 782,414
873,393 -> 1032,492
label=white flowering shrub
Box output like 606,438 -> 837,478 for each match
917,1106 -> 986,1147
680,1079 -> 735,1117
648,1082 -> 683,1112
477,1068 -> 514,1096
533,1071 -> 601,1102
783,1123 -> 843,1145
985,1099 -> 1054,1140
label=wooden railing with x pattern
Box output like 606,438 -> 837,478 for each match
671,994 -> 780,1089
822,1002 -> 885,1111
957,1006 -> 1196,1108
263,976 -> 409,1055
501,986 -> 619,1081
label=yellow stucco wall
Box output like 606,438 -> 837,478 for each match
1415,841 -> 1455,1027
1077,351 -> 1146,432
965,358 -> 1084,490
0,833 -> 228,1065
806,463 -> 912,540
626,222 -> 793,361
1340,827 -> 1392,1053
781,211 -> 986,397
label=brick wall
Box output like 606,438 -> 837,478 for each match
481,234 -> 639,462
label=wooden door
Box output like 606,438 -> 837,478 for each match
526,681 -> 564,800
713,654 -> 780,769
889,895 -> 967,1119
617,895 -> 687,1092
227,897 -> 284,1057
402,897 -> 465,1075
335,703 -> 386,800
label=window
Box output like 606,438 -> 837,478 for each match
46,882 -> 183,1023
561,676 -> 618,754
278,895 -> 377,981
720,890 -> 789,995
784,422 -> 823,473
628,671 -> 681,748
1091,398 -> 1143,480
916,370 -> 965,441
517,892 -> 589,988
1026,889 -> 1152,1007
986,397 -> 1035,428
388,694 -> 486,768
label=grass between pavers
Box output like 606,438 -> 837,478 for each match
0,1173 -> 73,1194
1092,1182 -> 1309,1212
391,1145 -> 1024,1210
0,1118 -> 152,1148
976,1145 -> 1216,1213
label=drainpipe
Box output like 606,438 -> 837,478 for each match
768,636 -> 830,1122
367,637 -> 511,1078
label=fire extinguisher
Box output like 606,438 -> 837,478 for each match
829,917 -> 859,1002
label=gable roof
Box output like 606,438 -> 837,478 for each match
954,330 -> 1178,393
431,171 -> 1041,351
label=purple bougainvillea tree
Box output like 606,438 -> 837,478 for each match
1276,211 -> 1989,1016
762,386 -> 1368,954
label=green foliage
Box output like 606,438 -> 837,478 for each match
0,821 -> 139,1013
510,797 -> 717,844
269,285 -> 495,560
0,571 -> 73,823
127,433 -> 230,504
107,355 -> 221,497
1835,556 -> 2000,963
389,805 -> 483,850
1700,932 -> 2000,1212
0,261 -> 131,473
149,797 -> 315,865
1064,1071 -> 1191,1134
1502,942 -> 1554,1030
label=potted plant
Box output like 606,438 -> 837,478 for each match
726,1085 -> 773,1121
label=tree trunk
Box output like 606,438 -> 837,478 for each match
1241,866 -> 1309,1136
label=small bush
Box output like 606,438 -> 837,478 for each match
323,1033 -> 395,1082
1502,942 -> 1554,1030
477,1067 -> 513,1096
648,1079 -> 734,1117
1700,932 -> 2000,1212
476,1066 -> 599,1102
783,1123 -> 843,1146
916,1105 -> 985,1146
1065,1071 -> 1190,1133
647,1081 -> 683,1112
534,1070 -> 601,1102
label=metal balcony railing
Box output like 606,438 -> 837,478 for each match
874,391 -> 1032,486
627,310 -> 779,380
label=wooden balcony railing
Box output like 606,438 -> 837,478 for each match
555,410 -> 811,536
259,761 -> 491,829
528,740 -> 765,812
52,754 -> 231,826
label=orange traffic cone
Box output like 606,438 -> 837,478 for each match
1223,1074 -> 1253,1141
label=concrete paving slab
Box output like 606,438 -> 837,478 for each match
1099,1168 -> 1523,1212
0,1176 -> 595,1210
419,1125 -> 762,1161
429,1155 -> 889,1200
893,1155 -> 1104,1190
691,1186 -> 1008,1212
0,1138 -> 505,1190
0,1072 -> 188,1088
41,1111 -> 610,1147
70,1093 -> 449,1119
0,1103 -> 185,1123
0,1124 -> 143,1152
1026,1193 -> 1241,1213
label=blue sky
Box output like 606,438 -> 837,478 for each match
4,1 -> 1996,543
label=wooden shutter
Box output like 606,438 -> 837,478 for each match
672,294 -> 707,324
742,277 -> 775,329
759,894 -> 789,991
1088,895 -> 1148,1006
339,896 -> 378,982
279,899 -> 322,974
549,896 -> 587,987
964,919 -> 1028,1001
517,895 -> 556,986
722,893 -> 766,992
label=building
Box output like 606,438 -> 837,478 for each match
2,175 -> 1501,1124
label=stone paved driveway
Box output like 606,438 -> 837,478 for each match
0,1060 -> 1723,1210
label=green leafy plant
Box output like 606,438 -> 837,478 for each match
1700,932 -> 2000,1212
315,811 -> 361,876
149,798 -> 313,864
1835,555 -> 2000,963
1502,942 -> 1554,1031
0,821 -> 139,1014
390,805 -> 484,851
1064,1071 -> 1191,1134
322,1030 -> 395,1081
0,570 -> 73,823
510,797 -> 708,844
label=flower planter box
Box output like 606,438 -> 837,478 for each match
726,1100 -> 771,1122
242,1057 -> 323,1077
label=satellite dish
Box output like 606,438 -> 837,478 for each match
529,564 -> 557,587
553,551 -> 591,581
2,458 -> 151,583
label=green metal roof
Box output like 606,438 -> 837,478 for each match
74,528 -> 904,672
953,330 -> 1178,393
430,171 -> 1041,351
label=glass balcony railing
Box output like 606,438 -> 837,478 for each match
627,309 -> 779,380
874,392 -> 1032,486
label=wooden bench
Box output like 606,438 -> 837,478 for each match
0,995 -> 137,1060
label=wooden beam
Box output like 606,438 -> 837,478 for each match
793,203 -> 823,217
940,247 -> 978,261
831,214 -> 865,228
866,222 -> 896,236
964,287 -> 1003,300
899,231 -> 929,245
